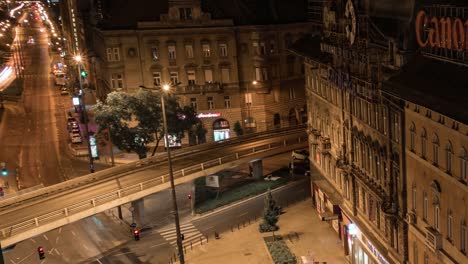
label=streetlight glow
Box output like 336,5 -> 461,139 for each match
74,55 -> 82,62
252,80 -> 258,85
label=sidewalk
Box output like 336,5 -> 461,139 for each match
178,200 -> 347,264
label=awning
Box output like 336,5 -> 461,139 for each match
320,210 -> 339,221
313,180 -> 342,205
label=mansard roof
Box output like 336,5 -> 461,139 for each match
97,0 -> 308,30
382,54 -> 468,124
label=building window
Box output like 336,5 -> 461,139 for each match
413,242 -> 418,264
179,8 -> 192,20
423,253 -> 428,264
152,72 -> 161,86
202,43 -> 211,57
190,98 -> 197,110
289,87 -> 296,99
185,44 -> 194,58
255,67 -> 268,81
170,71 -> 179,85
423,192 -> 428,221
168,45 -> 176,60
421,128 -> 427,159
187,70 -> 196,86
111,73 -> 123,89
433,134 -> 439,166
221,68 -> 230,83
269,40 -> 276,53
461,220 -> 467,253
204,69 -> 213,83
412,186 -> 417,211
259,41 -> 266,55
219,43 -> 227,57
151,46 -> 159,60
446,142 -> 453,174
207,96 -> 214,109
461,148 -> 467,181
106,47 -> 120,61
224,95 -> 231,108
252,41 -> 259,55
434,205 -> 440,230
448,211 -> 453,241
410,122 -> 416,152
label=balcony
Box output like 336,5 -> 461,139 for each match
320,136 -> 331,154
425,227 -> 442,252
172,82 -> 224,95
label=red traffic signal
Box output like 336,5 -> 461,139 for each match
133,229 -> 140,241
38,246 -> 45,259
187,194 -> 192,200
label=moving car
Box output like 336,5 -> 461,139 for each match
70,133 -> 82,144
54,72 -> 66,86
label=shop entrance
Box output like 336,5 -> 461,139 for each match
213,119 -> 230,141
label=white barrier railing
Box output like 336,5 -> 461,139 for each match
0,133 -> 307,241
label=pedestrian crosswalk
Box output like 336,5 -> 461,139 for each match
158,222 -> 205,248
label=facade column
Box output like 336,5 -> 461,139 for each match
131,199 -> 145,227
249,159 -> 263,180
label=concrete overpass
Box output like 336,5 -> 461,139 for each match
0,127 -> 307,248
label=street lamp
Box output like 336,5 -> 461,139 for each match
139,84 -> 185,263
74,54 -> 94,173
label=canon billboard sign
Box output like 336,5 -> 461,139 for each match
415,9 -> 468,51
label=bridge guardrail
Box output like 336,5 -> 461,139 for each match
0,127 -> 305,208
1,134 -> 307,241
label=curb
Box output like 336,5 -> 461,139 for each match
192,178 -> 308,220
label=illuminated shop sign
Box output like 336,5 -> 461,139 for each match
89,135 -> 99,159
197,112 -> 221,118
415,9 -> 468,51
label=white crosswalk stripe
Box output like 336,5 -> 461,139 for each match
158,222 -> 204,248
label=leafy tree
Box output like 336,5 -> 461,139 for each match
94,92 -> 153,159
259,189 -> 281,233
233,121 -> 244,136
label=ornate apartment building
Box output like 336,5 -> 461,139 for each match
293,0 -> 468,263
80,0 -> 314,142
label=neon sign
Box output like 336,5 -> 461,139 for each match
415,10 -> 468,51
197,112 -> 221,118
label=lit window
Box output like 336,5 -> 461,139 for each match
289,87 -> 296,99
152,72 -> 161,86
202,43 -> 211,57
224,95 -> 231,108
151,46 -> 159,60
168,45 -> 176,60
219,43 -> 227,57
207,96 -> 214,109
185,44 -> 193,58
111,73 -> 123,89
259,41 -> 266,55
187,70 -> 196,86
170,71 -> 179,85
113,48 -> 120,61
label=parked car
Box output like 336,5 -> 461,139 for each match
60,87 -> 69,95
70,133 -> 82,144
291,149 -> 309,160
54,72 -> 66,86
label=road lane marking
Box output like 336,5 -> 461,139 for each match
12,252 -> 34,264
43,234 -> 48,240
54,248 -> 60,255
47,247 -> 55,255
149,242 -> 167,248
96,259 -> 103,264
58,228 -> 62,234
71,231 -> 76,236
55,236 -> 59,243
29,238 -> 36,243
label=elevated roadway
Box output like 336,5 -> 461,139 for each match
0,127 -> 307,248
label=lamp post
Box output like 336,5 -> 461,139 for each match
139,84 -> 184,263
74,55 -> 94,173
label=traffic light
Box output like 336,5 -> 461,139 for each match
37,246 -> 45,259
133,229 -> 140,241
180,234 -> 185,240
187,194 -> 192,200
80,69 -> 88,77
1,168 -> 7,176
